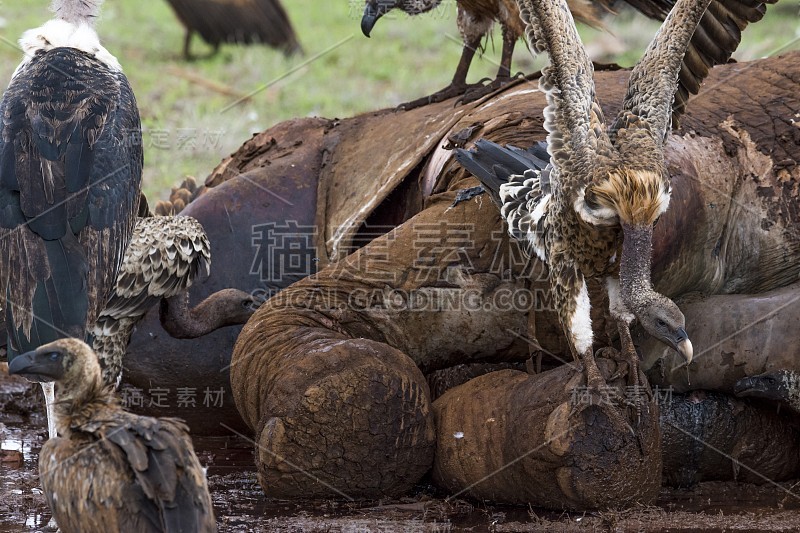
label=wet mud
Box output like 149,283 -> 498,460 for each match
4,369 -> 800,532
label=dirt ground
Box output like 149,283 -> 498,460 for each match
3,369 -> 800,532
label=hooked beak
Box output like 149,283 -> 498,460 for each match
8,350 -> 64,382
361,3 -> 384,37
674,328 -> 693,365
733,376 -> 761,397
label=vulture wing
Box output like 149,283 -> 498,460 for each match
517,0 -> 612,194
165,0 -> 302,54
99,216 -> 211,325
619,0 -> 778,127
40,417 -> 216,533
104,414 -> 217,532
0,49 -> 142,358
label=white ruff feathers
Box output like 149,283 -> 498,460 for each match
569,279 -> 593,354
13,19 -> 121,80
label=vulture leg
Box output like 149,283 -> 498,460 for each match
459,22 -> 519,105
398,34 -> 485,110
41,382 -> 56,438
183,28 -> 194,60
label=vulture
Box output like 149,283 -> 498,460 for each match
164,0 -> 303,60
0,0 -> 142,438
456,0 -> 724,401
92,215 -> 256,388
362,0 -> 776,113
8,338 -> 217,533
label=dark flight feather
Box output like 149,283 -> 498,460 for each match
0,47 -> 142,360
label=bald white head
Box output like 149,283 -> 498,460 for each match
51,0 -> 103,26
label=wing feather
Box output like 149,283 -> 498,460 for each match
517,0 -> 611,189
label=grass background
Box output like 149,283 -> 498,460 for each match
1,0 -> 798,199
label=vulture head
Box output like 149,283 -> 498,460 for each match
361,0 -> 440,37
8,338 -> 102,397
734,370 -> 800,405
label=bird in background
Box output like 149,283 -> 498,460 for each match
164,0 -> 303,60
0,0 -> 142,438
9,338 -> 217,533
361,0 -> 777,114
457,0 -> 737,404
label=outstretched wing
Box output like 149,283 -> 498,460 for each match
517,0 -> 612,191
99,216 -> 211,324
622,0 -> 778,126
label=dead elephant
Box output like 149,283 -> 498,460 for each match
226,54 -> 800,499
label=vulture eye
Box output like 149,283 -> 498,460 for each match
48,352 -> 61,361
656,319 -> 666,328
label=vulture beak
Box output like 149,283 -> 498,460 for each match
8,350 -> 64,382
733,376 -> 762,397
733,373 -> 783,401
674,328 -> 693,365
361,2 -> 384,37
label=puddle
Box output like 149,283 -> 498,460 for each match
3,371 -> 800,532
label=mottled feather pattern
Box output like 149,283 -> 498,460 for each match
517,0 -> 612,187
499,170 -> 551,262
612,0 -> 714,144
40,349 -> 216,532
103,216 -> 210,319
91,215 -> 211,386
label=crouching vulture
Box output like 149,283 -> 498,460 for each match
92,215 -> 257,388
9,338 -> 217,533
362,0 -> 776,111
164,0 -> 303,59
0,0 -> 142,438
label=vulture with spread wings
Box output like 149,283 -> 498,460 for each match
456,0 -> 765,399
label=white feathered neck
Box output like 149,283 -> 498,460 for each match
12,19 -> 121,80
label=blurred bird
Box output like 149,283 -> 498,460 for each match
0,0 -> 142,438
362,0 -> 777,115
164,0 -> 303,59
9,338 -> 217,533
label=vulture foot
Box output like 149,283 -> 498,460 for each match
398,80 -> 489,111
456,75 -> 520,106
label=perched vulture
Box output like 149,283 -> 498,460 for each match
362,0 -> 776,114
164,0 -> 303,59
91,215 -> 256,388
8,338 -> 217,533
0,0 -> 142,438
456,0 -> 732,402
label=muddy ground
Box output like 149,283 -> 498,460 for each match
3,369 -> 800,532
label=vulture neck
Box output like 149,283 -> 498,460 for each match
54,373 -> 116,437
51,0 -> 103,27
160,291 -> 246,339
618,223 -> 658,316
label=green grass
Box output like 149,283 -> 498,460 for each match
1,1 -> 798,199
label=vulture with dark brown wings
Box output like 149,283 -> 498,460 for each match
9,338 -> 217,533
165,0 -> 303,59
